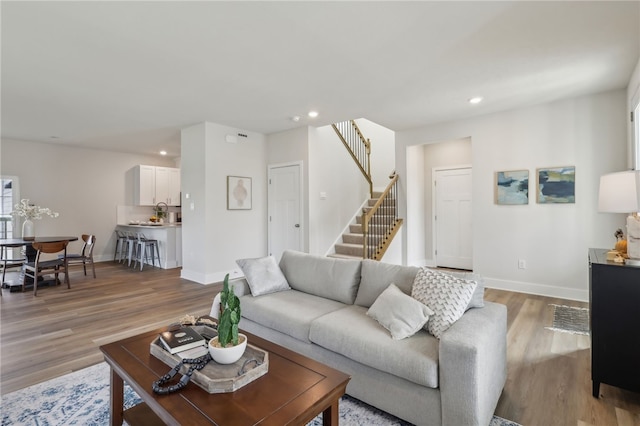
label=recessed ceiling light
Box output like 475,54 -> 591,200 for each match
291,116 -> 301,122
308,111 -> 319,118
468,97 -> 483,105
160,150 -> 167,156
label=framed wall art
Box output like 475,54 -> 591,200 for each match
495,170 -> 529,205
227,176 -> 252,210
537,166 -> 575,204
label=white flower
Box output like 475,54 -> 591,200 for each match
11,199 -> 59,220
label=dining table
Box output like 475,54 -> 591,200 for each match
0,236 -> 79,292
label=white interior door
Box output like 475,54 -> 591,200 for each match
434,168 -> 473,270
268,163 -> 302,261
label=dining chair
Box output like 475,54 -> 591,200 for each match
24,241 -> 70,296
60,234 -> 96,278
1,243 -> 27,287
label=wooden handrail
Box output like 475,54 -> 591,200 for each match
332,121 -> 373,198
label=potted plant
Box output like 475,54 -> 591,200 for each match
208,273 -> 247,364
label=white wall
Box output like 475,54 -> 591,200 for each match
180,122 -> 267,284
308,125 -> 369,255
397,90 -> 628,301
0,139 -> 176,260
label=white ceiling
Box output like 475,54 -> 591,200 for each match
2,1 -> 639,158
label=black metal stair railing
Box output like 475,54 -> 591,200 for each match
362,172 -> 403,260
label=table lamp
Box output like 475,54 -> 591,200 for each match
598,170 -> 640,266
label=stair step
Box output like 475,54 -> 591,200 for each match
335,243 -> 363,257
343,233 -> 364,244
357,213 -> 395,223
349,224 -> 390,234
367,198 -> 396,207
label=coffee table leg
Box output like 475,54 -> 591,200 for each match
322,400 -> 339,426
110,367 -> 124,426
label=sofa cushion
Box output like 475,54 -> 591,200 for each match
354,259 -> 419,308
239,289 -> 346,343
236,256 -> 290,296
434,269 -> 485,310
279,250 -> 361,304
411,268 -> 477,339
367,283 -> 434,340
309,305 -> 439,388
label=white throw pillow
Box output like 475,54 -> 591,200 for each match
367,283 -> 434,340
236,256 -> 291,296
411,268 -> 477,339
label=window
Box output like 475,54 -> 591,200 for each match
0,177 -> 19,239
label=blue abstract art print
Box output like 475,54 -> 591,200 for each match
537,166 -> 575,204
496,170 -> 529,205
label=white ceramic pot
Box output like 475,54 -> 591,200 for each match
208,333 -> 247,364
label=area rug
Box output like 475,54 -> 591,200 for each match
545,303 -> 590,335
1,362 -> 520,426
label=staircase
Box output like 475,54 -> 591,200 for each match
330,193 -> 383,259
329,120 -> 403,261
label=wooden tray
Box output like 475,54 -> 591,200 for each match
150,325 -> 269,393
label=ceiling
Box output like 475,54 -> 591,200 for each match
2,1 -> 639,158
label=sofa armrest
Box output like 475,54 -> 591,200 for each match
209,278 -> 251,319
439,301 -> 507,426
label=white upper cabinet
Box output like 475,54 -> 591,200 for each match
134,165 -> 181,206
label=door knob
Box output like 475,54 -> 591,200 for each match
294,224 -> 300,228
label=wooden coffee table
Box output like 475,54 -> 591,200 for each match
100,328 -> 350,425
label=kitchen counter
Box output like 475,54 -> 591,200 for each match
117,224 -> 182,269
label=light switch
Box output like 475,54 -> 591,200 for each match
320,192 -> 327,200
190,202 -> 195,211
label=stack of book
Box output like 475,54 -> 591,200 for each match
159,327 -> 207,356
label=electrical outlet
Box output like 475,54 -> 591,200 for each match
518,259 -> 526,269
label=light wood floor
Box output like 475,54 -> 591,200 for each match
2,263 -> 640,425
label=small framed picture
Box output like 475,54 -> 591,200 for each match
227,176 -> 252,210
537,166 -> 575,204
495,170 -> 529,205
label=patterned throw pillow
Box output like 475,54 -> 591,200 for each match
411,268 -> 477,339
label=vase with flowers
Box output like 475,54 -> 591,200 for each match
11,199 -> 59,239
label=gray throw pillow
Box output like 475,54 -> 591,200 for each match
367,283 -> 434,340
236,256 -> 291,297
411,268 -> 476,339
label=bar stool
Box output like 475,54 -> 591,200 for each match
113,230 -> 128,263
133,233 -> 161,271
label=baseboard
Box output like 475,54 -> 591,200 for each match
485,277 -> 589,302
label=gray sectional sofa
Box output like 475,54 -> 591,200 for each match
210,250 -> 507,426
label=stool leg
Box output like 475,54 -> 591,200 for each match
113,238 -> 119,262
155,243 -> 161,269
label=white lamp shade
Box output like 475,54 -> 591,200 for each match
598,170 -> 640,213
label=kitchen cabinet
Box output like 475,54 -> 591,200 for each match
134,165 -> 181,206
156,167 -> 181,206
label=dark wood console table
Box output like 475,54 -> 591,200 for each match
589,248 -> 640,397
